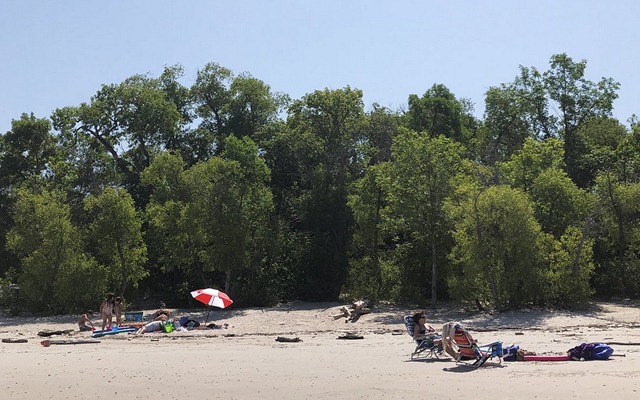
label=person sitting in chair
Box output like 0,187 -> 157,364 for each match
413,311 -> 444,353
412,311 -> 436,339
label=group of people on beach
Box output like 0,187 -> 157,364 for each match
77,293 -> 124,332
77,297 -> 178,332
410,310 -> 468,360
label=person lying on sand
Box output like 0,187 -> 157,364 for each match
136,318 -> 185,334
136,320 -> 164,334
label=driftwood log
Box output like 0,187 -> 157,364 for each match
1,338 -> 28,343
40,339 -> 101,347
337,333 -> 364,340
276,336 -> 302,343
331,301 -> 372,322
605,341 -> 640,346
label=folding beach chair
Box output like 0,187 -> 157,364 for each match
444,322 -> 503,367
403,315 -> 444,360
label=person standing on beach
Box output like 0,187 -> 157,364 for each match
113,296 -> 124,326
100,293 -> 116,331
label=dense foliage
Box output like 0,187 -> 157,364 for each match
1,54 -> 639,314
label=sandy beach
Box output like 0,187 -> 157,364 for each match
1,301 -> 639,399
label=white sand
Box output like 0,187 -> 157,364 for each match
1,301 -> 639,399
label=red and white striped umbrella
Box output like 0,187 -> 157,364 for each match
190,288 -> 233,309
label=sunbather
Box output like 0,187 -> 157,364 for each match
412,311 -> 437,340
412,311 -> 444,353
136,320 -> 164,334
152,302 -> 171,321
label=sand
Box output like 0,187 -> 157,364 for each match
1,301 -> 639,399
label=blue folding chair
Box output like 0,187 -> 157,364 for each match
403,315 -> 444,360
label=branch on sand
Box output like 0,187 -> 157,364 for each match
331,300 -> 372,323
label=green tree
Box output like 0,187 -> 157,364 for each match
491,54 -> 620,188
0,114 -> 57,278
385,131 -> 465,305
447,185 -> 544,309
530,168 -> 594,238
406,84 -> 476,144
143,136 -> 273,298
227,72 -> 288,141
542,227 -> 595,307
142,152 -> 202,297
363,104 -> 401,165
156,64 -> 217,166
7,188 -> 105,312
191,62 -> 233,144
84,188 -> 148,296
347,164 -> 389,301
191,63 -> 287,153
0,114 -> 56,185
345,107 -> 401,301
52,70 -> 183,205
499,137 -> 565,192
286,87 -> 366,299
219,135 -> 276,301
612,120 -> 640,185
576,117 -> 629,186
480,85 -> 537,164
593,173 -> 640,297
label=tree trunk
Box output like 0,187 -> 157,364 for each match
117,240 -> 128,297
431,238 -> 437,306
473,189 -> 498,304
374,188 -> 382,298
225,269 -> 232,294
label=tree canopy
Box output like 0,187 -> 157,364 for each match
1,53 -> 638,314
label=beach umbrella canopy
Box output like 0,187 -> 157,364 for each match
190,288 -> 233,309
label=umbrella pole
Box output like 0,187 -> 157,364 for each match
204,307 -> 211,326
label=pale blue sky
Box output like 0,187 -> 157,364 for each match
1,1 -> 638,134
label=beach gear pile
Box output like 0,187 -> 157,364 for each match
567,343 -> 614,360
501,342 -> 613,361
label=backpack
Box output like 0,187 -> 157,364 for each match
568,343 -> 613,360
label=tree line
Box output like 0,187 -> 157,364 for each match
1,53 -> 639,314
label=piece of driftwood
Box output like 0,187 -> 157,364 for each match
332,306 -> 351,320
41,339 -> 100,347
2,338 -> 28,343
605,341 -> 640,346
332,301 -> 373,322
276,336 -> 303,343
337,333 -> 364,340
37,329 -> 74,337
